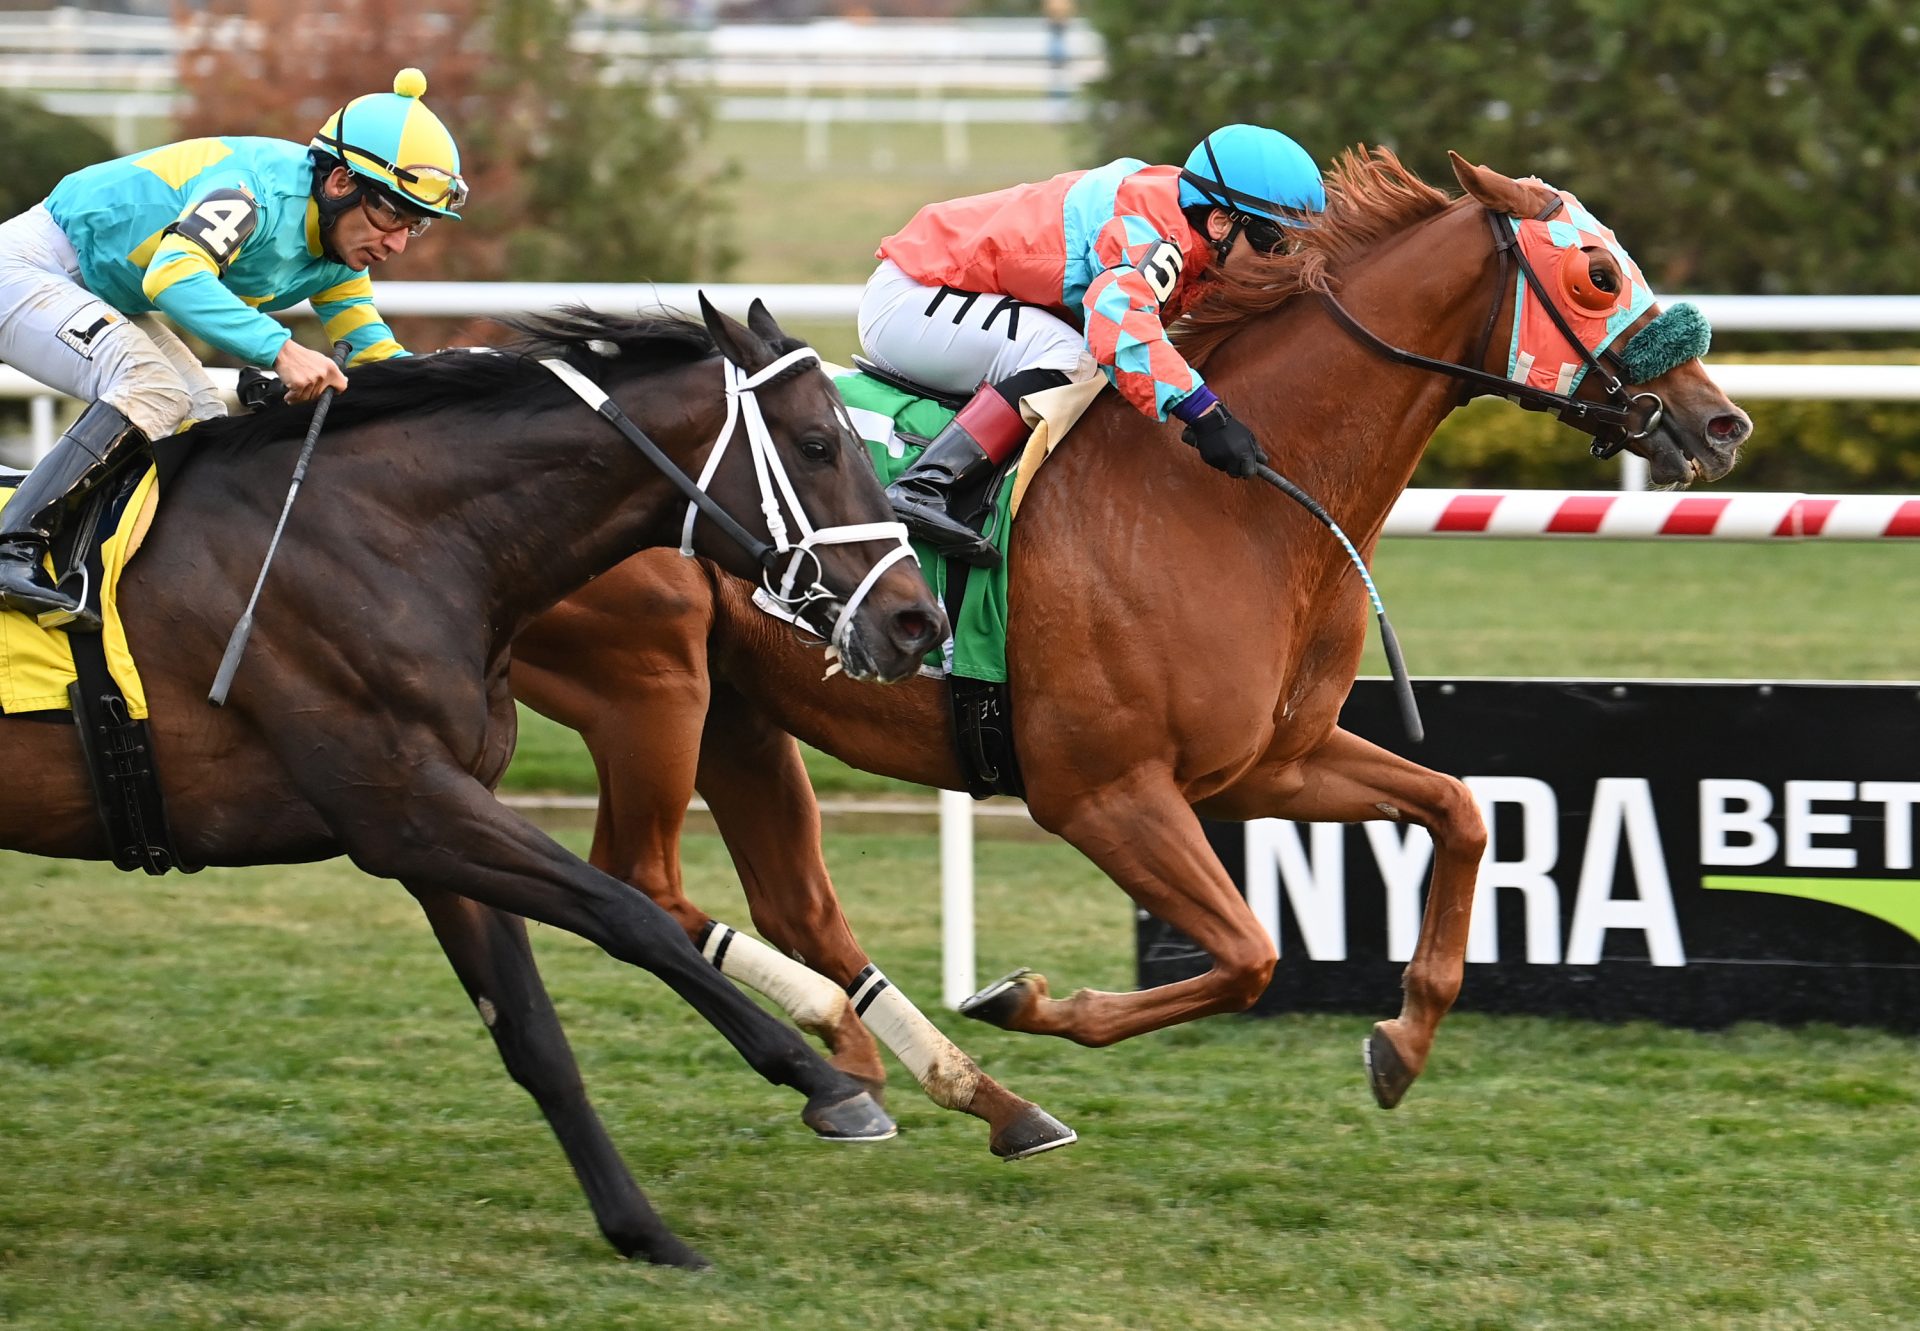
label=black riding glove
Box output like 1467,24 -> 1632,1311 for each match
1181,402 -> 1266,478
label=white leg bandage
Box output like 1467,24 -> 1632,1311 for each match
701,923 -> 851,1035
847,964 -> 982,1111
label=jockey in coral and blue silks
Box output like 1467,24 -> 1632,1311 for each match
863,123 -> 1326,570
879,160 -> 1218,421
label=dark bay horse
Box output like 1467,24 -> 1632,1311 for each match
512,152 -> 1753,1144
0,299 -> 947,1268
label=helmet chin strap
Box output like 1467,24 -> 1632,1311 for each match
309,156 -> 366,263
1183,135 -> 1259,265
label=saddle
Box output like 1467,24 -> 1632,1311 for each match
0,454 -> 194,874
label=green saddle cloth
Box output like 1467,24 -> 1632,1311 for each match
834,369 -> 1013,683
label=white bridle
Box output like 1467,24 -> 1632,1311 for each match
676,346 -> 917,650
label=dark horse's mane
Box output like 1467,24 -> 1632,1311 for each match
1175,147 -> 1454,368
192,306 -> 803,453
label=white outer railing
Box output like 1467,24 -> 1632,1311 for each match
6,286 -> 1918,464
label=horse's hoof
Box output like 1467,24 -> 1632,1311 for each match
636,1237 -> 711,1271
802,1089 -> 898,1142
959,968 -> 1036,1029
990,1104 -> 1078,1161
1364,1024 -> 1417,1110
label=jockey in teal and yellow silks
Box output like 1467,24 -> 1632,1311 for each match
0,69 -> 465,628
860,125 -> 1325,567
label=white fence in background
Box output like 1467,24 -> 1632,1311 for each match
5,8 -> 1098,154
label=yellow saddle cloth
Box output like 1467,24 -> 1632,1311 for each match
0,465 -> 159,717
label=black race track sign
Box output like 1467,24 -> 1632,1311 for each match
1138,679 -> 1920,1030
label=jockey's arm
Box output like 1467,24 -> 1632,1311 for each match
1079,214 -> 1209,422
307,274 -> 407,366
275,277 -> 403,402
142,190 -> 293,368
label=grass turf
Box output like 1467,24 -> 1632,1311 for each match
2,831 -> 1916,1329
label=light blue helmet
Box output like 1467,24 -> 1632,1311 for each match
1178,124 -> 1326,222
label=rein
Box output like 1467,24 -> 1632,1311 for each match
1317,199 -> 1669,458
541,347 -> 915,652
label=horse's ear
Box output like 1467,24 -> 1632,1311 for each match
697,291 -> 768,370
745,298 -> 786,347
1448,150 -> 1557,218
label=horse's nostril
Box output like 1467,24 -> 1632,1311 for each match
891,610 -> 936,648
1708,413 -> 1749,444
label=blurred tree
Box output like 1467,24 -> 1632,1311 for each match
1081,0 -> 1920,295
174,0 -> 736,284
0,91 -> 115,220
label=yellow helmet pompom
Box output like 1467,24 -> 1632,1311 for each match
393,68 -> 428,99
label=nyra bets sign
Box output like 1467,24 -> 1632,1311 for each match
1138,680 -> 1920,1029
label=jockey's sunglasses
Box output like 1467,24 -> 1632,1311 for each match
360,188 -> 434,238
1238,213 -> 1289,255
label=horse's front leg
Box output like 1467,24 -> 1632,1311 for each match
292,747 -> 896,1150
518,610 -> 900,1115
967,767 -> 1282,1046
409,884 -> 705,1267
1199,725 -> 1487,1109
696,684 -> 1076,1160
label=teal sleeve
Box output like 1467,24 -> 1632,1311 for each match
151,270 -> 291,367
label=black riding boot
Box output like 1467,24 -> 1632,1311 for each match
0,400 -> 148,629
885,385 -> 1030,570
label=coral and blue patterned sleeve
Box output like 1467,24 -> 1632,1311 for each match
1078,214 -> 1205,421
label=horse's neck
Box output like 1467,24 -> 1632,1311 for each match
1214,206 -> 1499,543
457,365 -> 720,641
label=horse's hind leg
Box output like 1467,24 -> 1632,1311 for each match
1201,726 -> 1487,1110
410,885 -> 705,1267
695,688 -> 1076,1160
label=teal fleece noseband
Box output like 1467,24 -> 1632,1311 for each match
1619,301 -> 1711,385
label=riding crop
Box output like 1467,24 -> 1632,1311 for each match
1253,462 -> 1425,744
207,340 -> 352,707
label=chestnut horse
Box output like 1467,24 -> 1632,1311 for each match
0,300 -> 948,1268
513,152 -> 1752,1148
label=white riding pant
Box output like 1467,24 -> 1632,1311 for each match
856,258 -> 1099,397
0,204 -> 227,441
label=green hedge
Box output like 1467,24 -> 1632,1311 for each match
0,92 -> 113,220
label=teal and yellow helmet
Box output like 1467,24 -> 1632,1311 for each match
310,68 -> 467,219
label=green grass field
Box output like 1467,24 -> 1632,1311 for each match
3,830 -> 1916,1330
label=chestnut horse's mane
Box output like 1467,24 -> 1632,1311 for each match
1175,146 -> 1454,368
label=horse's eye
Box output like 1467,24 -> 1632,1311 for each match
1589,259 -> 1617,293
798,435 -> 835,462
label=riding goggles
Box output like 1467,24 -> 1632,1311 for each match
361,188 -> 435,237
389,162 -> 470,213
1238,214 -> 1289,255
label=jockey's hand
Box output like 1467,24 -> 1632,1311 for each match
1181,402 -> 1266,478
275,338 -> 349,404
